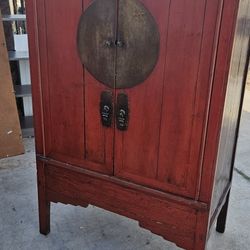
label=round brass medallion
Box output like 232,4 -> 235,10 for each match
77,0 -> 160,89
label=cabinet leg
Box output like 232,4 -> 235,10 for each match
216,190 -> 230,233
37,162 -> 51,235
194,211 -> 209,250
38,199 -> 50,235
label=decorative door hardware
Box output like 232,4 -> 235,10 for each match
27,0 -> 248,249
100,91 -> 129,131
77,0 -> 160,89
100,91 -> 113,127
116,93 -> 129,131
77,0 -> 117,88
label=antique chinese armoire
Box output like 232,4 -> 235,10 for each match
26,0 -> 250,249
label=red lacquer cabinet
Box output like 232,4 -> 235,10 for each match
26,0 -> 250,249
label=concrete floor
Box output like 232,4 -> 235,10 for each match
0,90 -> 249,250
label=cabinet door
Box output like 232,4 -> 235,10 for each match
36,0 -> 116,174
114,0 -> 222,198
35,0 -> 222,197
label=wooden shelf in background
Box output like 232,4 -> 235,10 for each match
2,15 -> 26,22
8,50 -> 29,61
19,115 -> 34,138
14,85 -> 31,98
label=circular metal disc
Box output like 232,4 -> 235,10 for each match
77,0 -> 117,88
77,0 -> 160,89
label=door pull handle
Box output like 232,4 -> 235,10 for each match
100,91 -> 113,127
116,93 -> 129,131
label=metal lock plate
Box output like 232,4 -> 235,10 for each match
116,93 -> 129,131
100,91 -> 113,127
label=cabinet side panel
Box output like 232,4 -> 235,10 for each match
83,0 -> 116,168
210,0 -> 250,216
200,0 -> 250,210
26,0 -> 44,154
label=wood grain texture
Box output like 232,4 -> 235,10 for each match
26,0 -> 44,155
209,0 -> 250,223
199,0 -> 250,211
114,0 -> 171,191
44,0 -> 85,159
212,0 -> 250,213
115,0 -> 224,199
26,0 -> 250,249
0,12 -> 24,159
38,155 -> 208,211
199,0 -> 240,203
194,210 -> 209,250
44,161 -> 205,250
83,0 -> 115,170
30,0 -> 114,174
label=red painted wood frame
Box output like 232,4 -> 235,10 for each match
26,0 -> 250,249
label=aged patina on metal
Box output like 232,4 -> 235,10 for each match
116,93 -> 129,130
77,0 -> 160,89
77,0 -> 117,88
100,91 -> 113,127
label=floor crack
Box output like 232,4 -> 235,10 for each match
234,167 -> 250,182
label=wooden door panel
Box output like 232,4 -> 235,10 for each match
37,0 -> 114,174
35,0 -> 223,196
114,0 -> 171,185
83,0 -> 115,168
84,72 -> 115,166
114,0 -> 220,198
157,0 -> 208,193
43,0 -> 84,159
